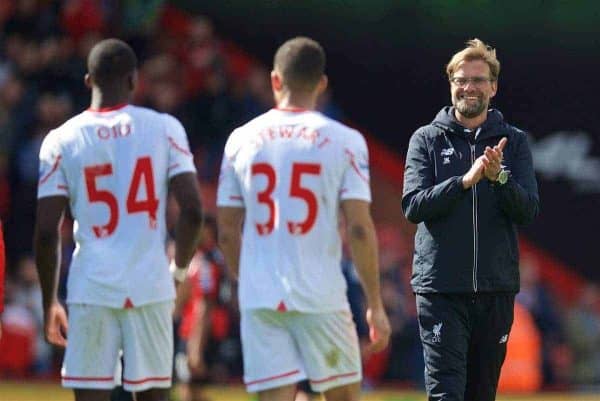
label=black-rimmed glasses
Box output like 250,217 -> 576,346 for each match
449,76 -> 494,87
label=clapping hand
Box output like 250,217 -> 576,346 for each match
462,137 -> 507,188
482,137 -> 507,181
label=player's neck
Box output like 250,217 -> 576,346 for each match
90,90 -> 130,110
276,93 -> 317,111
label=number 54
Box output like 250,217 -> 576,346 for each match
84,156 -> 158,238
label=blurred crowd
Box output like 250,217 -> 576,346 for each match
1,0 -> 600,395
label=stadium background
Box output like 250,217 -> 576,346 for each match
1,1 -> 599,399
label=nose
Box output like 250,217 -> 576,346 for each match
462,80 -> 478,90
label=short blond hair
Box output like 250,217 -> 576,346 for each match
446,39 -> 500,81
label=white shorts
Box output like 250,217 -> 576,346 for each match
241,309 -> 362,393
61,301 -> 174,392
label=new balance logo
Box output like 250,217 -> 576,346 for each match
441,148 -> 454,156
499,334 -> 508,344
432,322 -> 443,343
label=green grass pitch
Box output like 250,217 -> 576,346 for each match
1,382 -> 599,401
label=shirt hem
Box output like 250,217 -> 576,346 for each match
240,304 -> 350,313
66,295 -> 175,308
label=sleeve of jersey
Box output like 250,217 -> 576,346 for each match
340,132 -> 371,202
216,133 -> 244,208
37,130 -> 69,199
165,115 -> 197,179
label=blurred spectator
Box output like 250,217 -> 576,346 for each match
13,255 -> 52,374
4,0 -> 59,41
565,284 -> 600,385
119,0 -> 166,36
498,301 -> 543,393
0,71 -> 32,159
174,215 -> 240,401
0,276 -> 36,377
60,0 -> 106,40
0,153 -> 10,220
8,91 -> 73,257
180,16 -> 226,97
238,64 -> 273,119
517,255 -> 570,387
367,225 -> 421,385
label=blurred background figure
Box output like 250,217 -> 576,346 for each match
13,255 -> 52,375
565,285 -> 600,387
174,215 -> 239,401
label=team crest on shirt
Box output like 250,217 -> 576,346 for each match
358,151 -> 370,172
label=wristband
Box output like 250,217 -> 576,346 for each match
169,259 -> 188,283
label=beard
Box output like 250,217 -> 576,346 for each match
453,94 -> 488,118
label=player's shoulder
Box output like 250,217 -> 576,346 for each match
45,111 -> 90,144
128,105 -> 182,126
129,106 -> 189,142
319,114 -> 366,147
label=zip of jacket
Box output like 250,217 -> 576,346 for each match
470,128 -> 481,292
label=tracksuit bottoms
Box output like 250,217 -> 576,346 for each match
416,292 -> 515,401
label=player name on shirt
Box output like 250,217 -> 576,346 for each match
253,125 -> 331,149
96,122 -> 132,140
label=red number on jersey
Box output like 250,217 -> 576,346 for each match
127,156 -> 159,229
251,163 -> 276,235
251,162 -> 321,236
288,163 -> 321,234
84,157 -> 159,237
84,164 -> 119,238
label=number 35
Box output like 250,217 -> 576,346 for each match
251,162 -> 321,236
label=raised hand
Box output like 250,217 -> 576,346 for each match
483,137 -> 507,181
462,155 -> 488,189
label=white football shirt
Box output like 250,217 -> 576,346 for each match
217,108 -> 371,313
38,104 -> 196,308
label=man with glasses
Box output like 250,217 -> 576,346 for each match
402,39 -> 539,401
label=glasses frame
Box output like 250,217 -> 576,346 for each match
449,76 -> 495,87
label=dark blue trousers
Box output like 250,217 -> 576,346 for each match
416,293 -> 515,401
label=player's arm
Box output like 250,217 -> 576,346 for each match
216,207 -> 245,279
187,296 -> 212,377
169,172 -> 204,273
402,129 -> 470,224
341,199 -> 390,354
34,195 -> 69,347
173,274 -> 192,318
